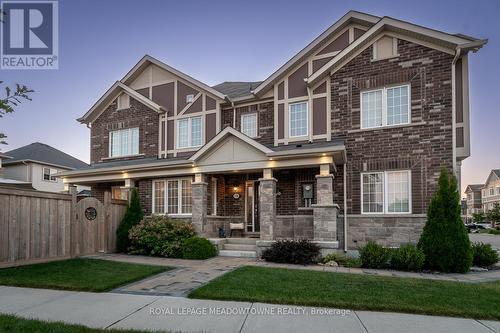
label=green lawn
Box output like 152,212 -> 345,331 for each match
0,258 -> 169,292
0,314 -> 167,333
189,266 -> 500,320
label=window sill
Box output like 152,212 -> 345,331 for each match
348,121 -> 426,134
298,207 -> 313,211
102,154 -> 144,161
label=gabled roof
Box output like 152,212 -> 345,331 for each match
189,127 -> 273,162
465,184 -> 484,193
494,169 -> 500,178
253,11 -> 379,96
3,142 -> 88,170
78,81 -> 163,124
308,16 -> 487,86
483,169 -> 500,187
122,55 -> 227,100
212,81 -> 262,99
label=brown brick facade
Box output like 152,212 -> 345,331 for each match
331,39 -> 454,215
90,98 -> 160,164
221,101 -> 274,146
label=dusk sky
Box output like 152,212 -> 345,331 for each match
1,0 -> 498,195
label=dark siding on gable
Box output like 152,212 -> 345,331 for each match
152,82 -> 174,117
205,95 -> 216,110
317,30 -> 349,55
278,103 -> 285,139
177,81 -> 199,113
288,63 -> 308,98
313,97 -> 327,135
206,113 -> 217,142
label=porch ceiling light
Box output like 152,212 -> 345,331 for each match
233,187 -> 239,192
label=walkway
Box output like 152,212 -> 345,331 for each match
0,286 -> 498,333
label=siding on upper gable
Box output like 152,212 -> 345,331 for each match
152,82 -> 174,116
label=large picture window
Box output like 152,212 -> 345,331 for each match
177,116 -> 202,149
241,113 -> 258,138
110,128 -> 139,157
361,85 -> 410,129
153,178 -> 193,215
289,101 -> 308,137
361,170 -> 411,214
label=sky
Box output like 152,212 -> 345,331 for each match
1,0 -> 499,196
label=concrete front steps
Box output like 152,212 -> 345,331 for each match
217,238 -> 257,258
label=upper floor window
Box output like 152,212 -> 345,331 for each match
483,189 -> 487,197
497,187 -> 500,195
289,101 -> 308,137
110,128 -> 139,157
362,170 -> 411,214
467,193 -> 472,200
177,116 -> 202,149
241,113 -> 258,138
42,167 -> 57,182
490,188 -> 495,196
361,84 -> 410,129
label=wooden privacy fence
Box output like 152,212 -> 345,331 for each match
0,186 -> 127,267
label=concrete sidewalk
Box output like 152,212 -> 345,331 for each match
0,286 -> 498,333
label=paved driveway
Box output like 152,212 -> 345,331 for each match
470,233 -> 500,250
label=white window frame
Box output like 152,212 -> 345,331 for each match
109,127 -> 139,158
42,167 -> 57,182
361,170 -> 412,215
176,116 -> 203,149
490,188 -> 495,196
496,186 -> 500,195
361,84 -> 410,129
241,113 -> 258,138
288,101 -> 309,138
152,177 -> 193,216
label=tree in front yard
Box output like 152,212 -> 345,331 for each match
486,203 -> 500,228
116,188 -> 144,252
472,211 -> 485,224
418,168 -> 472,273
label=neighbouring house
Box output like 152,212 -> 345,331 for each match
59,11 -> 486,253
481,169 -> 500,213
0,152 -> 33,189
3,142 -> 89,193
465,184 -> 483,218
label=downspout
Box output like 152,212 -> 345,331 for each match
343,150 -> 348,252
451,47 -> 461,179
306,85 -> 313,142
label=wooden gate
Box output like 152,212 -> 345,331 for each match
74,197 -> 105,255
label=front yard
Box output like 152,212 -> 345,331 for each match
0,258 -> 169,292
189,266 -> 500,320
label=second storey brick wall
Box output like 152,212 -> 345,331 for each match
90,98 -> 160,164
331,39 -> 454,214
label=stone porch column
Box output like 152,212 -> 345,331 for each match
259,168 -> 276,240
191,173 -> 208,235
313,164 -> 338,241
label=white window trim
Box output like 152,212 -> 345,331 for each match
176,116 -> 203,149
186,94 -> 195,103
241,113 -> 258,138
152,177 -> 193,216
288,101 -> 309,138
361,170 -> 412,215
109,127 -> 139,158
360,84 -> 411,130
42,167 -> 57,182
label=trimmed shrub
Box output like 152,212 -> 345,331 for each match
322,253 -> 362,268
262,239 -> 320,265
418,168 -> 472,273
472,242 -> 499,267
182,237 -> 217,260
390,244 -> 425,271
116,188 -> 143,252
359,241 -> 391,269
128,215 -> 195,258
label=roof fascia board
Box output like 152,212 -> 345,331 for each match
252,11 -> 379,96
189,127 -> 273,162
268,145 -> 346,158
3,159 -> 78,170
122,55 -> 227,101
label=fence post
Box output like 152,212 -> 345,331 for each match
69,186 -> 77,257
103,191 -> 111,253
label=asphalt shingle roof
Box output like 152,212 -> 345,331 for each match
4,142 -> 88,170
212,81 -> 262,99
494,169 -> 500,178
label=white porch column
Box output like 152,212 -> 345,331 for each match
313,164 -> 338,241
259,168 -> 276,240
191,173 -> 208,235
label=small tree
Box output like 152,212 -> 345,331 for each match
0,82 -> 33,145
487,203 -> 500,228
116,188 -> 144,252
472,211 -> 485,224
418,168 -> 472,273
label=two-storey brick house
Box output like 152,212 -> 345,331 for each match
60,11 -> 486,252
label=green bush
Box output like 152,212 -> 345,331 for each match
322,253 -> 362,268
182,237 -> 217,260
359,241 -> 391,269
262,240 -> 320,265
418,168 -> 472,273
128,215 -> 195,258
472,242 -> 499,267
390,244 -> 425,271
116,189 -> 143,252
488,229 -> 500,235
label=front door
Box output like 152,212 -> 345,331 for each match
245,181 -> 260,232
